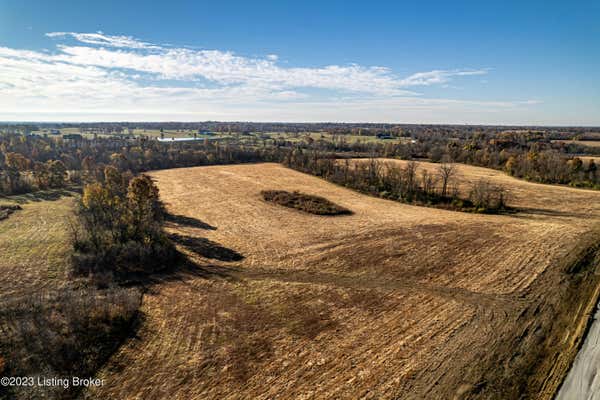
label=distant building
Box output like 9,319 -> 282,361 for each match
50,129 -> 61,135
157,137 -> 219,143
198,129 -> 215,135
376,132 -> 393,139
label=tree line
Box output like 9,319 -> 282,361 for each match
1,127 -> 599,198
282,149 -> 510,213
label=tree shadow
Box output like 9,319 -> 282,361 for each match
165,213 -> 217,230
120,259 -> 240,290
3,188 -> 78,204
168,233 -> 244,262
511,206 -> 591,220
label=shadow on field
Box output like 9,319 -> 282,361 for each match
128,259 -> 239,291
513,206 -> 590,220
165,212 -> 217,230
3,188 -> 79,204
168,232 -> 244,262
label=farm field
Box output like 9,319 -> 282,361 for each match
353,158 -> 600,223
84,162 -> 600,400
269,131 -> 411,144
581,156 -> 600,163
552,139 -> 600,147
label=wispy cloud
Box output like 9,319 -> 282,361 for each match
0,31 -> 539,121
400,69 -> 488,86
46,31 -> 159,49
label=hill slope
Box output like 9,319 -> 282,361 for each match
86,163 -> 600,399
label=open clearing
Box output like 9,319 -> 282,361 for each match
86,162 -> 600,399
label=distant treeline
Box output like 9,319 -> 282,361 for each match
1,126 -> 599,197
0,132 -> 282,195
2,122 -> 596,137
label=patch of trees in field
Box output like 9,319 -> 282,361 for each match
283,150 -> 510,213
72,167 -> 179,279
261,190 -> 352,215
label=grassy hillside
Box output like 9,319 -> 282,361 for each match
0,193 -> 74,299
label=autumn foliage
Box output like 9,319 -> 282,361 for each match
72,167 -> 178,277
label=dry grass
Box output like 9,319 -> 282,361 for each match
580,156 -> 600,163
85,162 -> 600,400
0,196 -> 74,299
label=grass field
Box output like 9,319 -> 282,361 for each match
83,162 -> 600,400
0,192 -> 74,300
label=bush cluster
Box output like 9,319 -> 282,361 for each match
261,190 -> 352,215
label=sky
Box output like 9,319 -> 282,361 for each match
0,0 -> 598,125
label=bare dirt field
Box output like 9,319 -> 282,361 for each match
86,162 -> 600,400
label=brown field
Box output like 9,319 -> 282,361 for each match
86,162 -> 600,400
580,156 -> 600,163
553,139 -> 600,147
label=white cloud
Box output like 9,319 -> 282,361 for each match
400,69 -> 488,86
0,32 -> 542,122
46,31 -> 159,49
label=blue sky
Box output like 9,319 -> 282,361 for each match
0,0 -> 598,125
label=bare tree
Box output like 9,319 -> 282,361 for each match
420,169 -> 437,196
403,161 -> 418,196
438,162 -> 456,198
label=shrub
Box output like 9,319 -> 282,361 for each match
468,179 -> 511,212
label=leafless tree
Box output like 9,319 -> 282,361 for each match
438,162 -> 456,197
403,161 -> 418,195
421,169 -> 437,196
